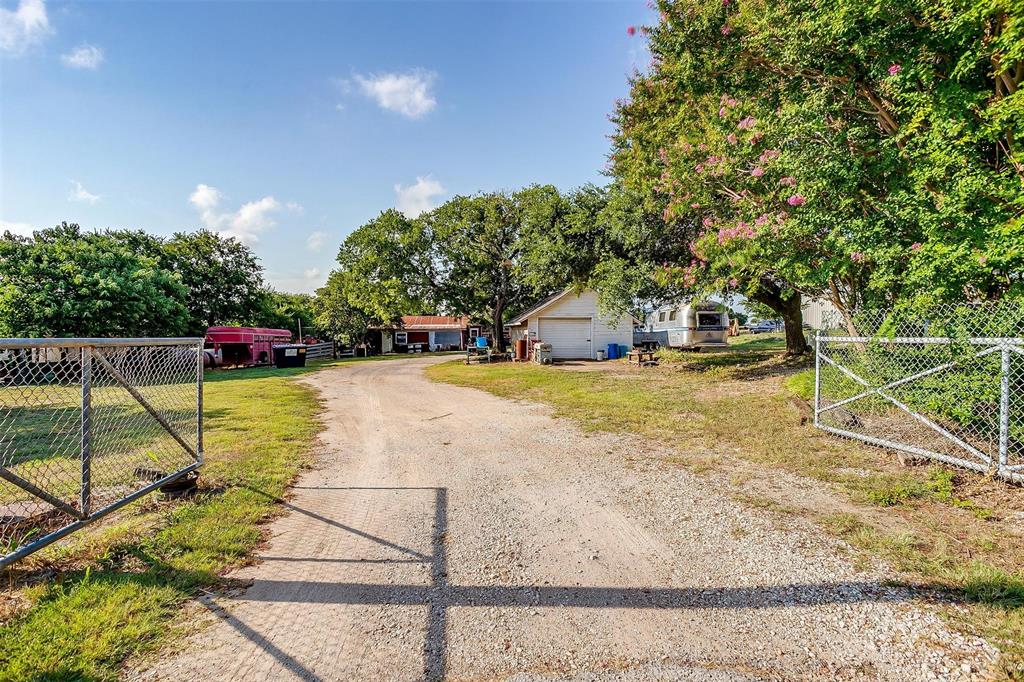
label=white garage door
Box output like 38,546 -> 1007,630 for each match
538,317 -> 592,359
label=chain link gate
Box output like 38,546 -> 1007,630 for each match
0,338 -> 203,568
813,306 -> 1023,483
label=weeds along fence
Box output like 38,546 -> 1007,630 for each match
0,338 -> 203,568
814,304 -> 1023,483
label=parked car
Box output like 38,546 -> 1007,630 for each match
749,320 -> 780,334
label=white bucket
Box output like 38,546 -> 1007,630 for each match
596,349 -> 606,361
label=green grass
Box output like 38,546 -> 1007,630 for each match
427,354 -> 1024,675
0,358 -> 345,681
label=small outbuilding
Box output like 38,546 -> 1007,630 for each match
506,288 -> 637,360
371,315 -> 479,354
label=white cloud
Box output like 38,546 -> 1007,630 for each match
188,183 -> 221,212
304,267 -> 321,280
188,183 -> 281,245
306,230 -> 327,251
0,219 -> 37,237
352,70 -> 437,118
286,201 -> 304,215
0,0 -> 50,55
61,43 -> 103,69
394,176 -> 445,217
68,180 -> 100,204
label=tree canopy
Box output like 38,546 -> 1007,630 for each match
607,0 -> 1024,351
0,224 -> 270,338
0,223 -> 190,337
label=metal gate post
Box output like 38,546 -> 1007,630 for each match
813,333 -> 821,427
999,343 -> 1011,476
80,346 -> 93,517
196,339 -> 204,463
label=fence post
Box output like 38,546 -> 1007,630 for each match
196,340 -> 204,464
813,332 -> 821,427
80,346 -> 92,517
999,343 -> 1011,476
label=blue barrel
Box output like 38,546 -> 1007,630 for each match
475,336 -> 489,348
606,343 -> 619,360
619,344 -> 630,358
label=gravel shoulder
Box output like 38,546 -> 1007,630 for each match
140,356 -> 996,681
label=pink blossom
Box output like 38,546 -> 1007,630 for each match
627,25 -> 637,36
721,24 -> 732,35
719,106 -> 728,118
727,133 -> 738,144
850,251 -> 865,263
779,176 -> 797,186
787,194 -> 806,206
751,167 -> 765,178
910,242 -> 922,251
978,254 -> 988,265
754,213 -> 771,226
737,116 -> 756,130
695,163 -> 705,174
759,149 -> 779,163
702,216 -> 715,227
888,63 -> 901,76
690,202 -> 701,209
729,278 -> 739,287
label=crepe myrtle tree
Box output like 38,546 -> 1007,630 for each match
611,0 -> 1024,349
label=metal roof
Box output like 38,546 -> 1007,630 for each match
398,315 -> 470,330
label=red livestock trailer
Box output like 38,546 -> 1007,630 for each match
204,326 -> 292,368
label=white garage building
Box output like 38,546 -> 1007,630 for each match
506,288 -> 637,360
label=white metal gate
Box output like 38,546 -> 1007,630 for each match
813,307 -> 1023,483
0,338 -> 203,567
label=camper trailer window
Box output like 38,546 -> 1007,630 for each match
658,311 -> 666,322
668,310 -> 677,321
395,331 -> 408,344
696,312 -> 720,328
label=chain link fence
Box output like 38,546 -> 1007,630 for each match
0,338 -> 203,568
814,304 -> 1023,483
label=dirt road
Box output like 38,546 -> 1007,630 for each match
143,357 -> 993,681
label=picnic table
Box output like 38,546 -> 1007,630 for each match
626,349 -> 658,367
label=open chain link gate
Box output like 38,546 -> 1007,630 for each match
813,306 -> 1023,483
0,338 -> 203,568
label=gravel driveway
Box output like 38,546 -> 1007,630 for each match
142,356 -> 994,681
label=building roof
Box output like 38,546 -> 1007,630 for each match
506,289 -> 575,326
507,288 -> 643,327
398,315 -> 470,330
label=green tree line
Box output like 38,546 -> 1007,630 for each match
0,223 -> 312,339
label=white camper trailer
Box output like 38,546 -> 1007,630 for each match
642,302 -> 730,350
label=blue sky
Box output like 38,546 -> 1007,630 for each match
1,0 -> 651,292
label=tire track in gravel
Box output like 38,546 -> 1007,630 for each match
139,356 -> 996,681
